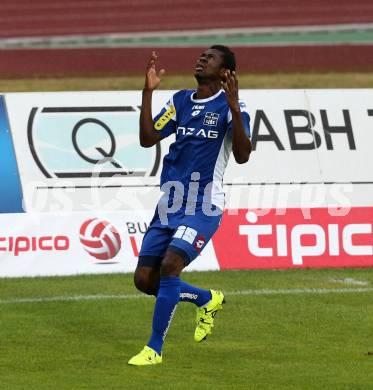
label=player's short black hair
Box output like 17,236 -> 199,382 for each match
210,45 -> 236,71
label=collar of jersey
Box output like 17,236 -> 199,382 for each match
190,88 -> 224,103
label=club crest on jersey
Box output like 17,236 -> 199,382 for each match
194,235 -> 206,252
203,112 -> 219,127
155,105 -> 176,130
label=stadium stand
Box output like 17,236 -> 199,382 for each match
1,0 -> 373,76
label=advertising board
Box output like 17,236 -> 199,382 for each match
0,96 -> 23,213
5,90 -> 373,212
0,211 -> 219,277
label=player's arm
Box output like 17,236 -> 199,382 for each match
139,51 -> 166,148
222,70 -> 252,164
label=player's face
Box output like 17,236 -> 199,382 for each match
194,49 -> 225,81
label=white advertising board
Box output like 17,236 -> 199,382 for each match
2,205 -> 372,278
5,89 -> 373,212
0,211 -> 219,278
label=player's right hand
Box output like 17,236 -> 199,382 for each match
144,51 -> 166,91
221,70 -> 240,113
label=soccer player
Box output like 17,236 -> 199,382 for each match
128,45 -> 251,365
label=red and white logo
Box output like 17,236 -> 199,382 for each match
194,235 -> 206,252
213,207 -> 373,270
79,218 -> 121,260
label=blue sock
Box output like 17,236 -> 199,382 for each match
148,276 -> 180,355
179,280 -> 212,307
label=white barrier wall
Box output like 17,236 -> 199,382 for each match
5,90 -> 373,213
0,211 -> 219,277
1,89 -> 373,277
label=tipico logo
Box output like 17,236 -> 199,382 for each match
79,218 -> 121,260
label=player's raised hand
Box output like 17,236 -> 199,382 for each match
221,70 -> 240,112
144,51 -> 166,91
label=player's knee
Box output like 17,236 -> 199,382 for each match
160,252 -> 185,276
133,271 -> 157,296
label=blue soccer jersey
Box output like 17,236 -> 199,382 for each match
153,88 -> 251,211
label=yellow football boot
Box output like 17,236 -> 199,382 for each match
128,346 -> 162,366
194,290 -> 225,342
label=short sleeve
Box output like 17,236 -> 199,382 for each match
227,100 -> 251,138
153,94 -> 177,138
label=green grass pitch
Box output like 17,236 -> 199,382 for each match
1,268 -> 373,389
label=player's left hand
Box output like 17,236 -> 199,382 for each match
221,70 -> 240,112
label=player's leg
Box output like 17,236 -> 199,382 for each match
134,257 -> 212,304
146,249 -> 184,356
134,225 -> 212,303
134,256 -> 213,305
129,222 -> 182,365
134,261 -> 161,296
133,224 -> 173,296
170,211 -> 225,342
128,249 -> 184,365
179,279 -> 212,306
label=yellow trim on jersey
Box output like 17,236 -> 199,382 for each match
154,105 -> 176,130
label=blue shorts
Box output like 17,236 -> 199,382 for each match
138,207 -> 222,266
